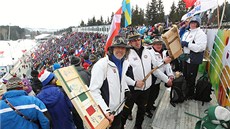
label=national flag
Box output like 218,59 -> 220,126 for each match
181,0 -> 218,21
91,45 -> 95,53
183,0 -> 197,8
75,49 -> 79,56
75,47 -> 85,57
104,7 -> 122,54
79,92 -> 96,116
22,49 -> 27,53
63,48 -> 68,54
0,51 -> 4,54
122,0 -> 132,27
83,41 -> 89,48
166,16 -> 169,28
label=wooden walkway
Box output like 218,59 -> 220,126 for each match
125,82 -> 217,129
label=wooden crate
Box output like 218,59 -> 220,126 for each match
54,66 -> 109,129
162,26 -> 183,59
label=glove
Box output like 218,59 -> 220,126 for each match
181,41 -> 189,47
125,91 -> 132,100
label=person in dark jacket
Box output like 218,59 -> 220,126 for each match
88,54 -> 98,74
71,56 -> 91,86
30,70 -> 43,95
82,54 -> 92,70
37,70 -> 76,129
70,56 -> 91,129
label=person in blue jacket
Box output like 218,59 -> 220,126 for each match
37,70 -> 76,129
0,76 -> 50,129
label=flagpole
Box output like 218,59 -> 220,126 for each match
217,4 -> 220,28
219,0 -> 226,29
8,23 -> 11,40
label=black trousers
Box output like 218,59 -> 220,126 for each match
72,109 -> 84,129
183,62 -> 199,96
121,88 -> 150,127
146,83 -> 160,111
172,58 -> 183,72
110,112 -> 122,129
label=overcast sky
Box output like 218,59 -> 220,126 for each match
0,0 -> 228,30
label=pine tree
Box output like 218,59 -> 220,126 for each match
87,18 -> 93,26
92,16 -> 96,25
139,8 -> 145,26
149,0 -> 158,25
225,2 -> 230,22
80,20 -> 85,27
156,0 -> 165,23
100,16 -> 104,25
169,1 -> 178,23
145,2 -> 152,25
132,5 -> 139,26
177,0 -> 187,21
107,17 -> 110,24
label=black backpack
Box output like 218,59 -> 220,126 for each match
195,74 -> 212,105
170,75 -> 188,107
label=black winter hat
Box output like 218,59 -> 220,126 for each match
31,70 -> 39,77
71,56 -> 81,66
89,54 -> 97,62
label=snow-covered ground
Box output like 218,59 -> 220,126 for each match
0,39 -> 37,66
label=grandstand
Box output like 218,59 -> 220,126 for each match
72,25 -> 110,34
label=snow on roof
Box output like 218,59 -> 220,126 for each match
35,34 -> 51,40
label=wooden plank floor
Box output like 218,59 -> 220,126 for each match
124,84 -> 166,129
125,82 -> 217,129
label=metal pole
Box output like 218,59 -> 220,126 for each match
217,0 -> 220,28
7,43 -> 14,66
110,97 -> 127,115
8,23 -> 11,40
219,0 -> 227,29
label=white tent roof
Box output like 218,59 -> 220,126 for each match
35,34 -> 51,40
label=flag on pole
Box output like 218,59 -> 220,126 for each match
181,0 -> 218,21
83,41 -> 89,47
91,45 -> 95,53
183,0 -> 197,8
75,47 -> 85,57
104,7 -> 122,54
122,0 -> 131,27
21,49 -> 27,53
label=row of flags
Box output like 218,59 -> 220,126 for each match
74,45 -> 95,57
0,50 -> 26,55
104,0 -> 218,55
104,0 -> 217,54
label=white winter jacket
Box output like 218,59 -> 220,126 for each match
89,56 -> 129,115
182,27 -> 207,63
126,47 -> 169,90
152,49 -> 174,84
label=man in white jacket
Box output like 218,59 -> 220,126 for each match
121,31 -> 173,129
181,15 -> 207,99
145,37 -> 174,118
89,35 -> 131,129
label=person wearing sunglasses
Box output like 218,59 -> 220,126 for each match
89,35 -> 131,129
